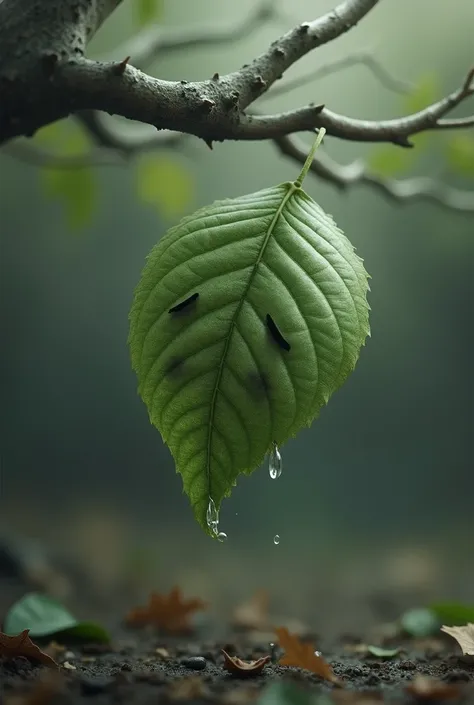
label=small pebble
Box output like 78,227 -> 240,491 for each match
180,656 -> 207,671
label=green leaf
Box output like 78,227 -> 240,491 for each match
367,645 -> 400,659
446,134 -> 474,177
403,73 -> 439,114
135,0 -> 164,27
430,602 -> 474,626
400,608 -> 441,638
41,167 -> 96,230
136,155 -> 194,220
3,593 -> 110,642
129,134 -> 370,536
257,682 -> 319,705
35,120 -> 97,230
368,145 -> 417,177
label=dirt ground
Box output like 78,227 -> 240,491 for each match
1,538 -> 473,705
1,609 -> 474,705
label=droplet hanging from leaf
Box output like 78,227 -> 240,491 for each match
129,128 -> 370,537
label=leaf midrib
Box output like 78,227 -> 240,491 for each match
205,182 -> 297,518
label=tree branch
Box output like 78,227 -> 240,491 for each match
1,0 -> 473,213
259,50 -> 413,103
107,0 -> 281,70
274,135 -> 474,213
0,0 -> 380,145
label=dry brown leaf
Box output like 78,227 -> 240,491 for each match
166,676 -> 209,701
232,590 -> 269,631
405,675 -> 462,700
0,630 -> 58,668
125,586 -> 207,633
441,623 -> 474,655
222,650 -> 270,677
275,626 -> 340,685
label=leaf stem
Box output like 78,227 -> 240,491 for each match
294,128 -> 326,187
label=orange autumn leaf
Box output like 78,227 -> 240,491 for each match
125,586 -> 207,633
222,650 -> 271,677
275,626 -> 340,685
0,630 -> 58,668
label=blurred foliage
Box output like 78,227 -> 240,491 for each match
368,73 -> 445,178
35,122 -> 97,230
446,134 -> 474,176
135,154 -> 195,219
400,607 -> 441,638
135,0 -> 164,27
430,602 -> 474,626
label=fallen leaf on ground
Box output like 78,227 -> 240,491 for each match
232,590 -> 269,631
0,630 -> 58,668
222,649 -> 271,677
275,626 -> 340,685
366,645 -> 400,659
166,676 -> 209,700
405,675 -> 462,700
125,586 -> 207,633
441,623 -> 474,655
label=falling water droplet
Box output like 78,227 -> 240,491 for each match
206,498 -> 228,540
269,442 -> 282,479
273,534 -> 280,545
206,498 -> 219,537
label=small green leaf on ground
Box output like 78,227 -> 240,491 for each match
135,0 -> 164,27
3,593 -> 110,642
430,602 -> 474,626
367,645 -> 400,659
257,682 -> 318,705
400,608 -> 440,638
136,154 -> 194,219
403,73 -> 440,114
446,135 -> 474,177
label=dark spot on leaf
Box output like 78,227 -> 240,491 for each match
168,292 -> 199,314
266,314 -> 290,352
247,371 -> 270,400
165,357 -> 185,376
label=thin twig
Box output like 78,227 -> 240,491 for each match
274,134 -> 474,212
259,50 -> 413,103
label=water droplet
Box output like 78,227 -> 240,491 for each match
206,498 -> 218,531
206,497 -> 228,540
269,442 -> 282,479
314,650 -> 322,657
273,534 -> 280,545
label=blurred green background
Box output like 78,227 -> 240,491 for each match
1,0 -> 473,631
